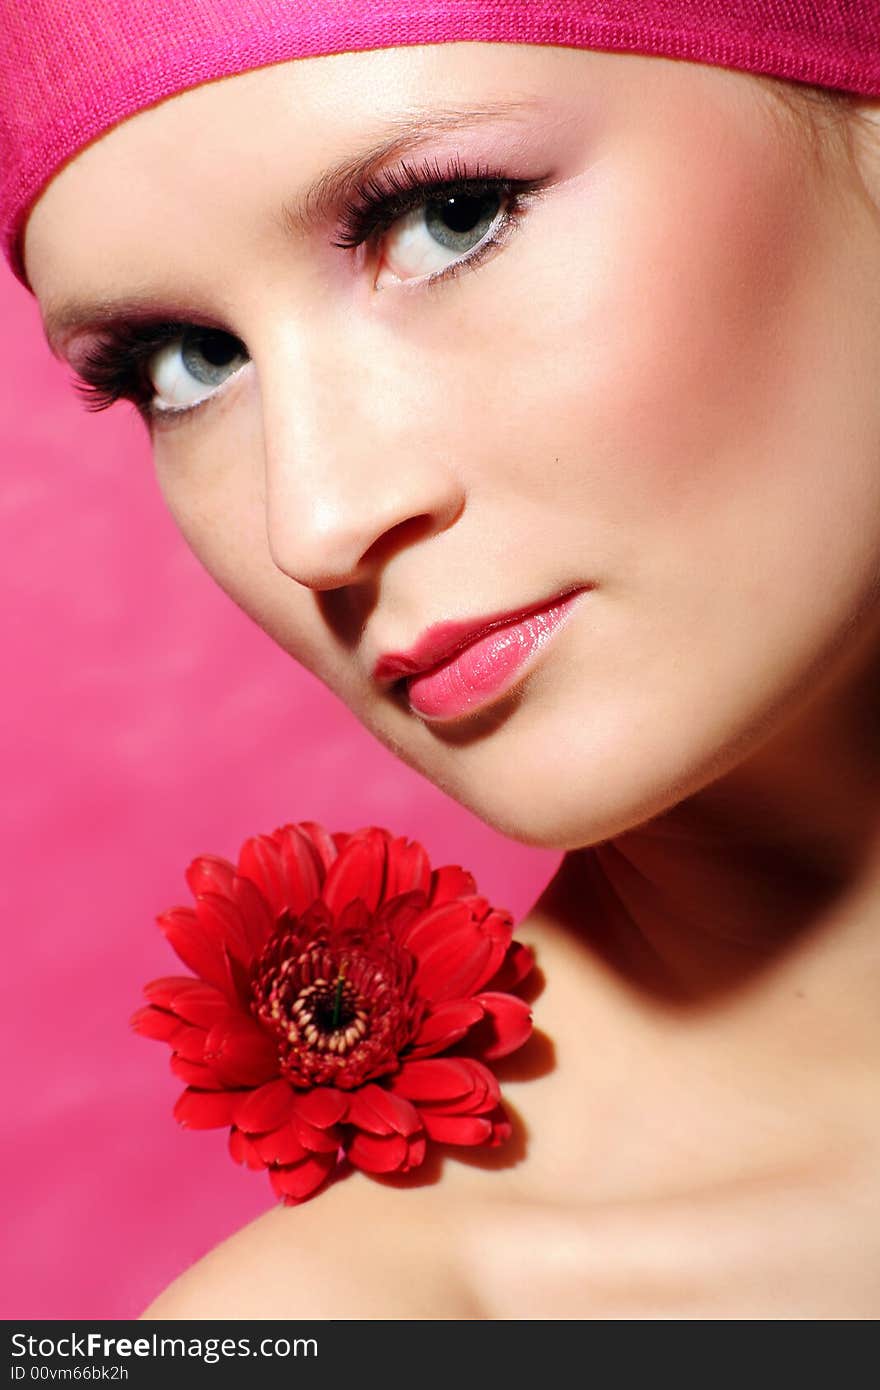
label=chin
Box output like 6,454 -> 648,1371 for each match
420,694 -> 762,852
453,780 -> 664,851
370,660 -> 773,852
420,734 -> 684,851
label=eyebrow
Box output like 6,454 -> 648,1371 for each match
41,98 -> 541,353
276,99 -> 540,237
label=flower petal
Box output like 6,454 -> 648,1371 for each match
254,1119 -> 308,1166
277,824 -> 329,913
291,1087 -> 348,1129
405,1133 -> 427,1169
173,1088 -> 239,1129
373,890 -> 429,944
233,1079 -> 296,1134
403,1058 -> 500,1115
420,933 -> 497,1004
409,904 -> 514,1003
420,1113 -> 494,1146
231,874 -> 276,959
428,864 -> 478,906
468,992 -> 533,1061
321,827 -> 389,916
397,898 -> 470,956
407,999 -> 485,1058
333,896 -> 371,936
291,1113 -> 341,1153
389,1057 -> 479,1103
130,1005 -> 186,1044
383,837 -> 432,899
194,892 -> 253,968
488,1113 -> 513,1147
237,834 -> 287,917
346,1089 -> 395,1136
185,854 -> 236,901
229,1126 -> 266,1171
349,1084 -> 423,1138
347,1130 -> 411,1173
295,821 -> 341,876
270,1154 -> 336,1202
170,1055 -> 223,1089
482,940 -> 535,994
220,945 -> 253,1009
171,1024 -> 212,1063
203,1019 -> 279,1088
143,978 -> 232,1030
142,975 -> 208,1009
157,907 -> 229,993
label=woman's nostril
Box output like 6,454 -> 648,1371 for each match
360,513 -> 439,567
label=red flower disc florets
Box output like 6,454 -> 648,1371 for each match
250,903 -> 422,1089
132,821 -> 534,1205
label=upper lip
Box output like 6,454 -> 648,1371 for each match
372,585 -> 588,687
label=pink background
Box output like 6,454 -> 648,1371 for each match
0,269 -> 560,1319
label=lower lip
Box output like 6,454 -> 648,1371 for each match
404,588 -> 588,721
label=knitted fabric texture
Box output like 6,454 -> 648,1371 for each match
2,1 -> 878,286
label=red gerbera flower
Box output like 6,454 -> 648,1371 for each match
131,822 -> 534,1204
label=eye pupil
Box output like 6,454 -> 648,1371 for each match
181,328 -> 246,385
424,191 -> 501,253
187,329 -> 240,367
439,192 -> 497,233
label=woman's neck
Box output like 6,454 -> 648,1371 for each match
482,629 -> 880,1209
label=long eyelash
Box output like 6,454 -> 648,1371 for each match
332,150 -> 549,254
71,321 -> 189,416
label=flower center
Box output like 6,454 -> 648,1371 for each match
288,975 -> 366,1052
250,914 -> 421,1089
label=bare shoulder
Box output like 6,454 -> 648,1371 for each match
139,1156 -> 880,1319
139,1173 -> 481,1320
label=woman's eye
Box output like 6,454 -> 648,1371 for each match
376,188 -> 508,286
148,326 -> 249,413
332,160 -> 551,287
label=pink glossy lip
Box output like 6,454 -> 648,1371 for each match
376,586 -> 590,722
373,585 -> 590,687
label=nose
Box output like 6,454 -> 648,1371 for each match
257,329 -> 465,592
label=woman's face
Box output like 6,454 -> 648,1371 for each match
24,44 -> 880,849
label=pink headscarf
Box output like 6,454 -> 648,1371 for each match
2,0 -> 878,287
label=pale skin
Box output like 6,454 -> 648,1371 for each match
23,42 -> 880,1317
